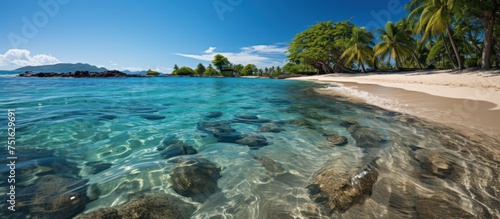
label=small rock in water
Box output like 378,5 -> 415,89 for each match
340,119 -> 359,128
74,193 -> 196,219
99,114 -> 117,120
204,111 -> 224,118
259,123 -> 284,133
169,158 -> 221,202
159,142 -> 198,159
140,114 -> 166,120
233,114 -> 272,124
323,132 -> 348,146
254,156 -> 286,174
198,120 -> 243,143
83,161 -> 112,174
235,114 -> 259,120
236,134 -> 269,149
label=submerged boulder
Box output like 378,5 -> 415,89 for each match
198,120 -> 243,143
159,142 -> 197,159
74,193 -> 196,219
204,111 -> 224,118
347,125 -> 385,148
254,156 -> 286,174
259,123 -> 284,133
169,158 -> 221,202
308,160 -> 378,213
323,132 -> 348,146
233,114 -> 272,124
236,134 -> 269,149
17,175 -> 90,219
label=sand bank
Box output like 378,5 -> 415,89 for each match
289,70 -> 500,135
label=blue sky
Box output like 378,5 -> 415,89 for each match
0,0 -> 409,72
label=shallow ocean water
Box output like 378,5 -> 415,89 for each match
0,73 -> 498,218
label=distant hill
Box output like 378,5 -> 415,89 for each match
15,63 -> 108,73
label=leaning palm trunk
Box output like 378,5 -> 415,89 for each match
446,26 -> 463,69
411,51 -> 423,69
441,35 -> 458,69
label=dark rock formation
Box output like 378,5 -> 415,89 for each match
169,158 -> 221,202
308,160 -> 378,213
233,114 -> 272,124
17,175 -> 90,219
198,120 -> 242,143
19,70 -> 145,78
340,119 -> 359,128
74,193 -> 196,219
236,134 -> 269,149
159,142 -> 197,159
204,111 -> 224,118
83,161 -> 112,175
140,114 -> 166,120
259,123 -> 284,133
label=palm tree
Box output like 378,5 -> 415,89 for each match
373,22 -> 420,70
341,26 -> 375,72
408,0 -> 463,69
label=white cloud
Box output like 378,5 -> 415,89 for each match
0,49 -> 60,68
176,44 -> 287,68
204,47 -> 217,54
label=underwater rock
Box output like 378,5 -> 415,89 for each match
140,114 -> 166,120
236,134 -> 269,148
254,156 -> 286,174
98,114 -> 117,120
197,120 -> 243,143
259,123 -> 284,133
169,158 -> 221,202
340,119 -> 359,128
83,161 -> 112,175
411,149 -> 465,182
233,114 -> 272,124
276,119 -> 316,130
347,125 -> 385,148
205,111 -> 224,118
74,193 -> 196,219
17,175 -> 90,219
414,194 -> 475,219
323,132 -> 348,146
159,142 -> 198,159
308,160 -> 378,213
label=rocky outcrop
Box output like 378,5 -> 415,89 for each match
74,193 -> 196,219
19,70 -> 145,78
17,175 -> 90,219
347,125 -> 385,148
236,134 -> 269,148
308,160 -> 378,213
233,114 -> 272,124
197,120 -> 242,143
169,158 -> 221,202
204,111 -> 224,118
254,156 -> 286,174
323,132 -> 348,146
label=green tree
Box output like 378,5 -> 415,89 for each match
233,64 -> 244,75
203,64 -> 220,76
172,64 -> 179,75
146,69 -> 160,76
341,26 -> 375,72
288,20 -> 354,73
283,63 -> 317,74
194,63 -> 206,76
240,64 -> 257,76
212,54 -> 230,72
408,0 -> 464,69
175,66 -> 195,76
374,22 -> 420,70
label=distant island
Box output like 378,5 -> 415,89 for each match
16,63 -> 108,73
19,70 -> 145,78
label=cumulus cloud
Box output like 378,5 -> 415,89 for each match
176,44 -> 287,68
0,49 -> 60,67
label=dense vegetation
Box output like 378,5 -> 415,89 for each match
146,69 -> 160,76
167,0 -> 498,77
288,0 -> 500,73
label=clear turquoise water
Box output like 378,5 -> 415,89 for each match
0,72 -> 498,218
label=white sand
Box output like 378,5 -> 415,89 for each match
288,69 -> 500,135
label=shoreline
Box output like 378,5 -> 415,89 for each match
288,70 -> 500,136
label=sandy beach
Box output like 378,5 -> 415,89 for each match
289,69 -> 500,136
